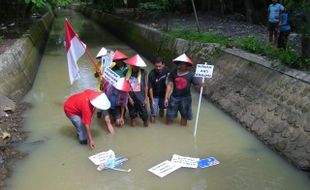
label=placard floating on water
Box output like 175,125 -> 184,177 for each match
88,149 -> 115,166
148,160 -> 181,178
171,154 -> 200,168
198,157 -> 220,168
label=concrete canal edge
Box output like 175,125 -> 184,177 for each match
0,10 -> 55,100
78,6 -> 310,171
0,10 -> 54,187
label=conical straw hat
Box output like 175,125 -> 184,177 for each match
172,53 -> 193,65
89,92 -> 111,110
96,47 -> 108,59
113,50 -> 128,61
125,54 -> 147,67
114,77 -> 131,92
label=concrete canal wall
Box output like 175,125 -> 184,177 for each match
78,6 -> 310,171
0,10 -> 55,99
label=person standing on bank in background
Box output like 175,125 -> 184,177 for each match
148,57 -> 169,123
278,8 -> 291,49
164,54 -> 205,127
267,0 -> 285,45
64,90 -> 111,149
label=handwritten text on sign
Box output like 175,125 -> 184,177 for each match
195,64 -> 214,78
88,150 -> 115,165
148,160 -> 181,178
103,67 -> 120,87
171,154 -> 200,168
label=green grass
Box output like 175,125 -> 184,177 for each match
168,30 -> 233,45
167,30 -> 307,70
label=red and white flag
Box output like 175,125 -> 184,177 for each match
65,18 -> 86,84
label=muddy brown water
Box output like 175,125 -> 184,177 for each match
4,10 -> 310,190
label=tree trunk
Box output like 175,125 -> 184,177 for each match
302,36 -> 310,59
24,1 -> 33,19
244,0 -> 254,23
219,0 -> 225,14
201,0 -> 208,11
226,0 -> 234,13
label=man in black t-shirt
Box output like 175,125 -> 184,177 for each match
148,57 -> 169,123
164,54 -> 204,126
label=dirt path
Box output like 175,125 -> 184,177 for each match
115,10 -> 268,41
0,99 -> 29,188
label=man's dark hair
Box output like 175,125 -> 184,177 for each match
154,57 -> 164,64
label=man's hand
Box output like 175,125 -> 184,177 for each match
88,140 -> 96,150
152,100 -> 156,109
94,72 -> 99,78
164,98 -> 169,107
144,98 -> 148,106
129,97 -> 134,106
116,117 -> 125,126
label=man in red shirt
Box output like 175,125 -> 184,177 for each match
64,89 -> 111,149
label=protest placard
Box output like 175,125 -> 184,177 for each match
195,64 -> 214,78
101,54 -> 113,69
88,150 -> 115,166
148,160 -> 181,178
171,154 -> 200,168
193,62 -> 214,137
103,67 -> 120,87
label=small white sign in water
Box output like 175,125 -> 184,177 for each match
148,160 -> 181,178
88,149 -> 115,166
171,154 -> 200,168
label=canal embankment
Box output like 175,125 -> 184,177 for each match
0,10 -> 54,100
0,10 -> 55,188
78,5 -> 310,171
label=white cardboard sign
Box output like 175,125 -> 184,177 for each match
88,150 -> 115,166
103,67 -> 120,87
101,51 -> 114,69
195,64 -> 214,78
171,154 -> 200,168
148,160 -> 181,178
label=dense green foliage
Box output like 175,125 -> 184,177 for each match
0,0 -> 73,23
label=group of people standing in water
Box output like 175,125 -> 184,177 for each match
64,48 -> 204,149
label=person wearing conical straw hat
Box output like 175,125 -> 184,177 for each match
64,90 -> 111,149
94,47 -> 108,92
105,77 -> 131,127
94,47 -> 114,119
124,54 -> 149,127
164,53 -> 205,126
111,50 -> 128,77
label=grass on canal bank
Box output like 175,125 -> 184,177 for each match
167,30 -> 310,70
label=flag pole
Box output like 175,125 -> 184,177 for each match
65,18 -> 100,73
